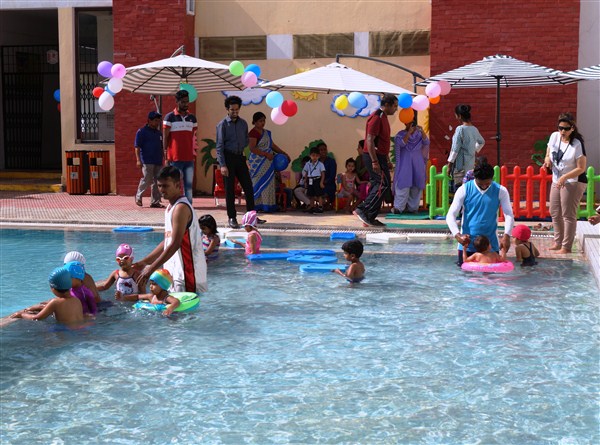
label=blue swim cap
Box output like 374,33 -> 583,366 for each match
65,261 -> 85,280
48,266 -> 72,291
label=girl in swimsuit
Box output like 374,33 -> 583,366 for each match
231,210 -> 262,255
512,225 -> 540,267
199,214 -> 220,262
97,244 -> 145,300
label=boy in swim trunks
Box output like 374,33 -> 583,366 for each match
512,225 -> 539,267
462,235 -> 507,264
97,244 -> 145,299
11,266 -> 84,325
134,269 -> 180,316
333,240 -> 365,283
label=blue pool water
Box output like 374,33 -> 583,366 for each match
0,229 -> 598,444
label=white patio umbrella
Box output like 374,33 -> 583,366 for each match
121,54 -> 244,95
260,62 -> 414,96
416,54 -> 577,164
564,64 -> 600,80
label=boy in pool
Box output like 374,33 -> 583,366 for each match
11,266 -> 84,325
333,240 -> 365,283
134,269 -> 180,316
66,261 -> 97,317
97,244 -> 145,300
512,224 -> 539,267
462,235 -> 507,264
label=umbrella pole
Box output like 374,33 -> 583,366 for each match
496,77 -> 501,166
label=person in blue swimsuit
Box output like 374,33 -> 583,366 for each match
333,240 -> 365,283
446,162 -> 514,266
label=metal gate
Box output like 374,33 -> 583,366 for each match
1,45 -> 60,169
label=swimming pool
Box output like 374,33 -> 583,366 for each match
1,228 -> 598,444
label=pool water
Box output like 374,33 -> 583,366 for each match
1,229 -> 598,444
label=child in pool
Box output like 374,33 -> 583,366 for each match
462,235 -> 507,264
97,244 -> 144,300
232,210 -> 262,255
512,224 -> 539,267
135,269 -> 180,316
64,251 -> 101,302
199,214 -> 220,262
337,158 -> 364,213
11,266 -> 84,325
333,240 -> 365,283
66,261 -> 97,317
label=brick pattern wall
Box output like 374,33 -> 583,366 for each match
113,0 -> 195,195
429,0 -> 579,168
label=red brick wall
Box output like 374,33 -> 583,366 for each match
429,0 -> 579,168
112,0 -> 195,195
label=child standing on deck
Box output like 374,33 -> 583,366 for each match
232,210 -> 262,255
333,240 -> 366,283
199,214 -> 220,262
462,235 -> 507,264
134,269 -> 180,316
66,261 -> 97,317
512,224 -> 539,266
97,244 -> 144,300
302,146 -> 326,213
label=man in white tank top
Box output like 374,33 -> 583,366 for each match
136,166 -> 207,293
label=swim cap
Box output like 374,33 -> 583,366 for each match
65,261 -> 85,280
512,224 -> 531,242
116,243 -> 134,259
241,210 -> 258,228
48,266 -> 72,291
149,269 -> 173,291
64,251 -> 86,266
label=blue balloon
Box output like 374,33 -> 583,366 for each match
348,92 -> 367,109
53,89 -> 60,102
272,154 -> 289,172
265,91 -> 284,108
244,64 -> 261,78
398,93 -> 413,109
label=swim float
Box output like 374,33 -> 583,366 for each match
112,226 -> 154,233
247,253 -> 291,261
134,292 -> 200,313
287,254 -> 337,264
299,263 -> 348,273
461,261 -> 514,273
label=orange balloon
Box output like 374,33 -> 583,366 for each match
429,95 -> 441,104
399,107 -> 415,124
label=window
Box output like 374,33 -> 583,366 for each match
199,36 -> 266,60
294,34 -> 354,59
370,30 -> 430,57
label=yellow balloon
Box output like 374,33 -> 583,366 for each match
334,95 -> 349,110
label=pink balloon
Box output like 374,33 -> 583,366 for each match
111,63 -> 126,79
438,80 -> 452,95
425,82 -> 441,98
411,95 -> 430,111
241,71 -> 258,88
270,107 -> 288,125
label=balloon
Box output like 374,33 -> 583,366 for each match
98,91 -> 114,111
97,61 -> 113,78
334,95 -> 349,110
272,154 -> 289,171
53,89 -> 60,102
438,80 -> 452,95
348,92 -> 367,109
281,100 -> 298,117
270,107 -> 288,125
265,91 -> 284,108
429,95 -> 441,104
425,82 -> 441,98
111,63 -> 126,79
104,86 -> 115,96
179,83 -> 198,102
229,60 -> 244,76
342,105 -> 358,117
241,71 -> 258,88
107,77 -> 123,94
398,93 -> 413,109
92,87 -> 104,98
244,64 -> 261,78
411,95 -> 429,111
399,108 -> 415,124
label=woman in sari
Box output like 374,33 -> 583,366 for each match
248,112 -> 291,212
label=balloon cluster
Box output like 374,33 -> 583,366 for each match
229,61 -> 261,89
265,92 -> 298,125
397,80 -> 452,124
179,83 -> 198,102
53,89 -> 61,112
93,61 -> 126,111
334,91 -> 368,115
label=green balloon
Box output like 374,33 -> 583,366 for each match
229,60 -> 245,77
179,83 -> 198,102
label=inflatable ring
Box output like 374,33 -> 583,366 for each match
461,261 -> 514,273
134,292 -> 200,313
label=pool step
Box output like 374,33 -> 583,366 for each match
0,171 -> 62,193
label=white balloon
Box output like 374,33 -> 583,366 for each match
411,95 -> 429,111
107,77 -> 123,94
98,91 -> 114,111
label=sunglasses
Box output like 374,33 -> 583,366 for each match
558,126 -> 572,132
115,255 -> 131,261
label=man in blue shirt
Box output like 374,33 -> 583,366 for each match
135,111 -> 164,208
216,95 -> 264,228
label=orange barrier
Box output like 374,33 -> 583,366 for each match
500,165 -> 552,220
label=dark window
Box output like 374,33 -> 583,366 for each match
199,36 -> 266,60
294,34 -> 354,59
370,30 -> 430,57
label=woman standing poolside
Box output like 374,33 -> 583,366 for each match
446,104 -> 485,190
543,112 -> 587,254
248,112 -> 290,212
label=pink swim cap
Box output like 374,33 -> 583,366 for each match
116,243 -> 134,258
241,210 -> 258,228
512,225 -> 532,242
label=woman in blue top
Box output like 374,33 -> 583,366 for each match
446,104 -> 485,190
